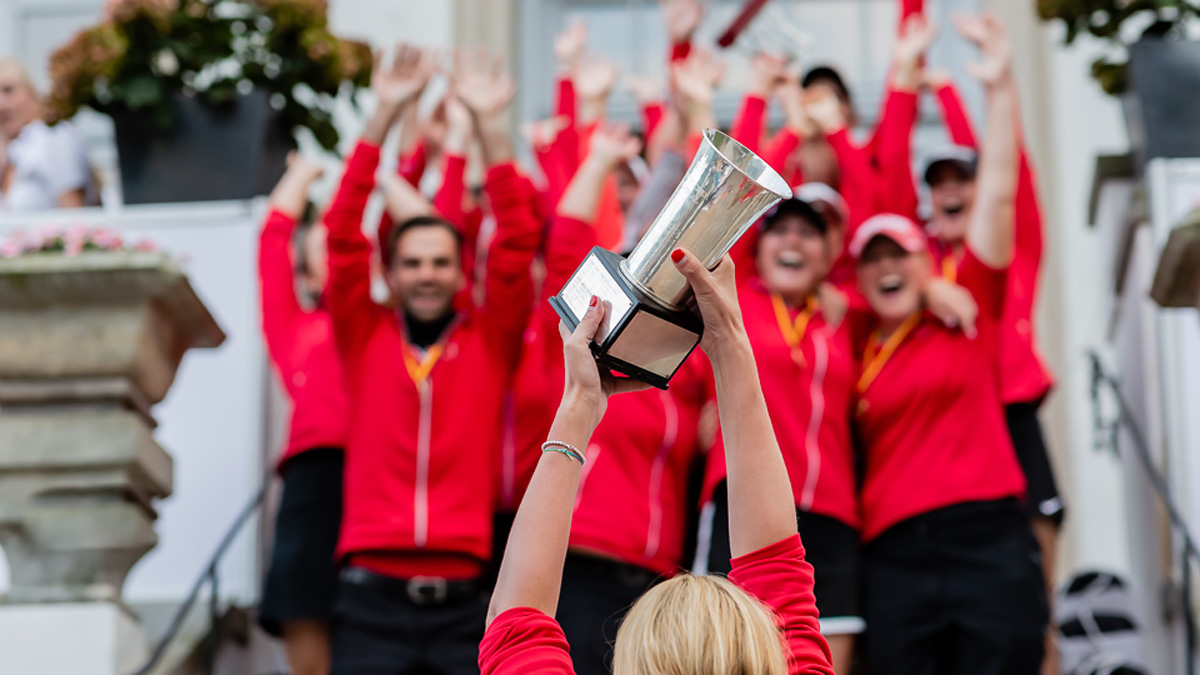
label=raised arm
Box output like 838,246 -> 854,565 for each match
873,13 -> 937,220
329,44 -> 434,355
557,123 -> 642,224
672,47 -> 725,157
574,54 -> 619,127
553,20 -> 587,125
928,70 -> 979,148
730,53 -> 788,154
960,13 -> 1018,272
662,0 -> 703,61
260,155 -> 324,356
809,88 -> 878,227
487,302 -> 650,626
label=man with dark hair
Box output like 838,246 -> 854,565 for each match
324,44 -> 540,674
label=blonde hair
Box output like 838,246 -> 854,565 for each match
612,573 -> 789,675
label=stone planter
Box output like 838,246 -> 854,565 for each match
0,251 -> 224,604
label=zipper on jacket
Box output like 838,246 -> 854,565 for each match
414,379 -> 433,547
799,330 -> 828,511
644,391 -> 679,559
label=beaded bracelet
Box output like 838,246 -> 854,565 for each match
542,440 -> 586,466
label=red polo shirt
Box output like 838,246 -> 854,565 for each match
852,250 -> 1026,542
702,278 -> 859,530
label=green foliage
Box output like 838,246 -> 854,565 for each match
46,0 -> 372,150
1037,0 -> 1200,95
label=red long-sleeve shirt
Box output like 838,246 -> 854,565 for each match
258,209 -> 350,469
326,142 -> 540,574
479,534 -> 835,674
702,280 -> 859,529
934,83 -> 1055,405
852,251 -> 1026,541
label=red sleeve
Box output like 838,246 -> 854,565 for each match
900,0 -> 923,28
642,101 -> 665,141
872,88 -> 920,221
684,131 -> 704,162
826,129 -> 878,227
479,608 -> 575,675
327,141 -> 386,359
936,83 -> 978,149
258,208 -> 302,364
433,154 -> 468,228
957,248 -> 1007,323
536,123 -> 582,212
728,535 -> 836,675
479,162 -> 544,370
1014,151 -> 1043,279
727,226 -> 760,287
761,128 -> 801,177
398,141 -> 427,187
730,95 -> 767,155
670,41 -> 692,62
555,76 -> 577,126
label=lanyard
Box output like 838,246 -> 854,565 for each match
770,293 -> 818,368
398,315 -> 459,388
856,312 -> 922,395
941,256 -> 957,284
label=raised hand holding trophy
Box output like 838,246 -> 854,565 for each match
550,128 -> 790,388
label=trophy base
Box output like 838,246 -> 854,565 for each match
549,247 -> 703,390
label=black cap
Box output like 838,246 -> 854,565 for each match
761,197 -> 828,234
923,145 -> 979,185
802,65 -> 851,101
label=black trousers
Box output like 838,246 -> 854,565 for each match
862,499 -> 1049,675
555,553 -> 663,675
331,571 -> 489,675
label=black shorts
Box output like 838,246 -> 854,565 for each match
699,482 -> 863,634
1006,401 -> 1065,525
862,499 -> 1049,675
259,447 -> 344,637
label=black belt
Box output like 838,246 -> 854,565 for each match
565,552 -> 662,590
340,566 -> 483,607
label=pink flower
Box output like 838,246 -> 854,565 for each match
91,228 -> 123,251
0,240 -> 20,258
132,239 -> 157,252
64,229 -> 85,256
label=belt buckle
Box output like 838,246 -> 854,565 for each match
406,576 -> 449,605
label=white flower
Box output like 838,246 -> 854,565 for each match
153,49 -> 180,76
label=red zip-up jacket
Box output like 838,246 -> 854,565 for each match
934,82 -> 1055,405
479,535 -> 835,675
258,209 -> 350,469
702,279 -> 859,529
327,141 -> 540,571
541,213 -> 713,576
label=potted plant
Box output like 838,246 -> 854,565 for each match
1038,0 -> 1200,166
46,0 -> 372,204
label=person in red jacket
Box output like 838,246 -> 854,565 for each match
536,123 -> 714,675
325,45 -> 540,674
478,246 -> 834,675
696,183 -> 859,673
257,155 -> 350,675
850,16 -> 1047,674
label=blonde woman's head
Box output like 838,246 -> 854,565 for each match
612,573 -> 789,675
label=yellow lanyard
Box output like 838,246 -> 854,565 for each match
941,256 -> 957,284
856,312 -> 922,394
402,343 -> 444,388
770,293 -> 818,368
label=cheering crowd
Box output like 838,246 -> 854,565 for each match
256,1 -> 1060,673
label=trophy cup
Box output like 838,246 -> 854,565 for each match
549,128 -> 790,389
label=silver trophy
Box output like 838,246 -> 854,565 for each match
549,128 -> 790,388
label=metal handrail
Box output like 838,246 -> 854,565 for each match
132,475 -> 269,675
1088,350 -> 1199,675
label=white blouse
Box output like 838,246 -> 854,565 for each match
3,120 -> 95,211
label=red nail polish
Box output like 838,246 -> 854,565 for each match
589,295 -> 598,308
671,249 -> 684,263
